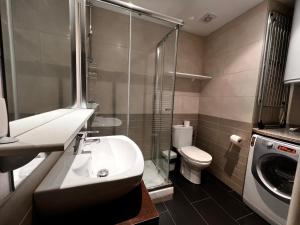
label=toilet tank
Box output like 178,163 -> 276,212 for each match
172,125 -> 193,148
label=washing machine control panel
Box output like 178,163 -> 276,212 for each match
259,139 -> 299,159
277,145 -> 297,154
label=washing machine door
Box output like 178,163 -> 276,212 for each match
252,136 -> 299,204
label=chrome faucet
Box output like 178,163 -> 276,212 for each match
78,131 -> 99,140
74,131 -> 99,155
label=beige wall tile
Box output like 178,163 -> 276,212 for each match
223,41 -> 263,75
197,2 -> 268,194
218,96 -> 256,123
198,96 -> 220,118
174,31 -> 204,115
198,96 -> 256,123
203,54 -> 225,76
177,31 -> 204,75
174,92 -> 200,114
200,70 -> 259,98
176,32 -> 204,81
223,70 -> 260,97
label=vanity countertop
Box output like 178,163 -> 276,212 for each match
0,109 -> 94,156
253,127 -> 300,145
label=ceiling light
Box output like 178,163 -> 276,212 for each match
200,13 -> 217,23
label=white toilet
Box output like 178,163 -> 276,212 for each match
172,125 -> 212,184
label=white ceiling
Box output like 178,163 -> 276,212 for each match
122,0 -> 294,36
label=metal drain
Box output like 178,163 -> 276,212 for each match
97,169 -> 109,177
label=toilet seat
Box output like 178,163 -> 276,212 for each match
180,146 -> 212,163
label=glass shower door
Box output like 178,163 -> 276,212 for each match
152,29 -> 178,188
83,0 -> 179,190
86,1 -> 130,136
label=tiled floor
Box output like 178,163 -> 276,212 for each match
156,171 -> 270,225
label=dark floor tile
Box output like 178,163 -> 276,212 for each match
170,173 -> 208,202
194,198 -> 238,225
159,212 -> 175,225
227,191 -> 252,212
164,187 -> 207,225
201,171 -> 232,192
201,182 -> 251,219
156,203 -> 167,214
228,190 -> 243,201
237,213 -> 270,225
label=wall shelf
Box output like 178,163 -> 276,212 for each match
176,72 -> 212,80
0,109 -> 94,157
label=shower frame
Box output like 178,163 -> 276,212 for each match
74,0 -> 182,190
74,0 -> 183,108
152,28 -> 179,186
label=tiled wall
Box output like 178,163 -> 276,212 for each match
174,31 -> 204,115
88,7 -> 171,115
88,6 -> 205,159
201,2 -> 267,123
195,2 -> 268,194
88,7 -> 175,160
196,115 -> 253,194
172,32 -> 204,143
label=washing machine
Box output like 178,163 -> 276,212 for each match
243,134 -> 300,225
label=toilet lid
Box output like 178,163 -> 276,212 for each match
180,146 -> 212,163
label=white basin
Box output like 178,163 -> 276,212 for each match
63,135 -> 144,187
34,135 -> 144,216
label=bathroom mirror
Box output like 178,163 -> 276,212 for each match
0,0 -> 75,191
0,0 -> 75,123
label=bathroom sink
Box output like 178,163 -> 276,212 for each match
34,135 -> 144,216
65,135 -> 144,186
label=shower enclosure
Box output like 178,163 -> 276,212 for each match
78,0 -> 182,190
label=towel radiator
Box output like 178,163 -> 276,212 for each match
258,11 -> 292,128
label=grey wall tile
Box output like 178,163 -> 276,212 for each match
196,114 -> 253,194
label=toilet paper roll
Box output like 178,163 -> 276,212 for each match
184,120 -> 190,127
230,135 -> 242,145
